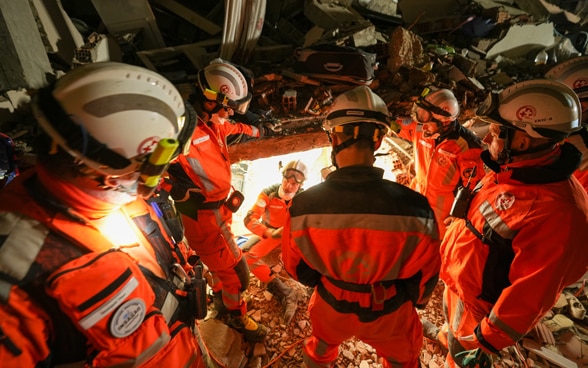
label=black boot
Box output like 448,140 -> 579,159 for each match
267,278 -> 298,323
212,291 -> 228,318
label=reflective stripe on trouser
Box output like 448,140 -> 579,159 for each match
443,287 -> 492,368
303,291 -> 422,368
181,206 -> 246,311
243,237 -> 281,283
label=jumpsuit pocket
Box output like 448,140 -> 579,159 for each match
45,249 -> 171,366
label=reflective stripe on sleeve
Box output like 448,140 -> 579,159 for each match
478,201 -> 517,240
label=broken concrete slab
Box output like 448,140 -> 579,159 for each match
91,0 -> 166,50
386,26 -> 425,74
485,21 -> 555,60
0,1 -> 54,93
198,319 -> 247,368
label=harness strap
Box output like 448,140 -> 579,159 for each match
324,276 -> 396,311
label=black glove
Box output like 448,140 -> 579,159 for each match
257,119 -> 282,138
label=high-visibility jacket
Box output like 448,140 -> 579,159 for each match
166,116 -> 261,205
0,168 -> 206,367
163,115 -> 261,312
283,165 -> 441,316
243,183 -> 298,282
397,120 -> 485,238
440,142 -> 588,354
282,166 -> 440,366
244,183 -> 296,237
567,127 -> 588,191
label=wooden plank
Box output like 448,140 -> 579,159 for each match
150,0 -> 222,36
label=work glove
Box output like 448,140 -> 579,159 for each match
257,119 -> 282,138
454,348 -> 493,368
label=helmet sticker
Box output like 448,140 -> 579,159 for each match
516,105 -> 536,120
462,167 -> 476,179
220,84 -> 230,95
573,78 -> 588,90
110,298 -> 146,338
495,192 -> 515,211
437,155 -> 449,167
138,136 -> 160,155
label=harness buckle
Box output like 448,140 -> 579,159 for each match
371,282 -> 386,311
172,263 -> 192,288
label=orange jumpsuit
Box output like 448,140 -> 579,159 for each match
440,143 -> 588,367
243,183 -> 295,282
165,115 -> 261,312
282,166 -> 441,368
0,168 -> 205,367
397,120 -> 485,238
567,127 -> 588,191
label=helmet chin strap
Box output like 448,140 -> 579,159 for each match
330,136 -> 360,168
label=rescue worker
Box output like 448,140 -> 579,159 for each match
545,55 -> 588,191
440,79 -> 588,367
0,62 -> 207,367
163,59 -> 276,342
241,160 -> 308,324
396,88 -> 486,238
282,85 -> 441,368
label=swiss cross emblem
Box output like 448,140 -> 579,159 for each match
573,78 -> 588,89
495,192 -> 515,211
138,136 -> 159,154
516,105 -> 536,120
220,84 -> 230,95
437,155 -> 449,167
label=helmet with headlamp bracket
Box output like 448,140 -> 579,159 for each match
281,160 -> 308,184
31,62 -> 193,178
477,79 -> 581,141
323,86 -> 397,167
197,58 -> 252,115
545,55 -> 588,124
412,88 -> 459,126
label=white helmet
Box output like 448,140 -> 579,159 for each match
282,160 -> 308,183
32,62 -> 188,176
324,85 -> 397,133
545,56 -> 588,99
545,56 -> 588,124
197,59 -> 252,114
479,79 -> 581,140
412,88 -> 459,125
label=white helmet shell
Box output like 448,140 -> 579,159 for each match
197,59 -> 251,114
496,79 -> 581,139
32,62 -> 186,176
323,85 -> 395,132
422,88 -> 460,121
545,56 -> 588,99
282,160 -> 308,182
